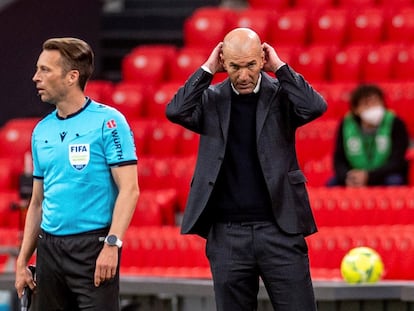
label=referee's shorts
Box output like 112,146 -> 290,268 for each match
32,228 -> 121,311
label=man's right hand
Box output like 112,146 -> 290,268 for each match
202,42 -> 225,74
15,265 -> 36,299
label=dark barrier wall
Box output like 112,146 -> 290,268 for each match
0,0 -> 101,127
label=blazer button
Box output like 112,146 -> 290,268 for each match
208,181 -> 214,186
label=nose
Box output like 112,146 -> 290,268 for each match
238,68 -> 249,81
32,70 -> 40,82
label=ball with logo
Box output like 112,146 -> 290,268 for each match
340,246 -> 384,284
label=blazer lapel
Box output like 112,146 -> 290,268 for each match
256,73 -> 276,142
216,81 -> 232,144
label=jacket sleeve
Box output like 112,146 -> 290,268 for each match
275,65 -> 328,127
165,68 -> 213,133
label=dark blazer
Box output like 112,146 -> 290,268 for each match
166,65 -> 327,238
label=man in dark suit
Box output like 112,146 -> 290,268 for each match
166,28 -> 327,310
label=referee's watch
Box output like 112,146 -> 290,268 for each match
104,234 -> 123,248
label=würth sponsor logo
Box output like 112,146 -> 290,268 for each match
111,129 -> 124,161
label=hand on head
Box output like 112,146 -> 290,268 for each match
202,42 -> 225,74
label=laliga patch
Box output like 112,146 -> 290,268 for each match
69,144 -> 90,171
106,119 -> 117,129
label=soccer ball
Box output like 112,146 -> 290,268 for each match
340,246 -> 384,284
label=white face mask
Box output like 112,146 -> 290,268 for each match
359,106 -> 385,126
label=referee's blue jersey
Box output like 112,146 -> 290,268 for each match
32,98 -> 137,236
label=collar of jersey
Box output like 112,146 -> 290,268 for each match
56,97 -> 91,120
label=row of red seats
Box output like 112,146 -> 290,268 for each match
248,0 -> 414,10
184,6 -> 414,51
308,186 -> 414,226
118,41 -> 414,87
84,78 -> 414,141
121,226 -> 209,277
307,225 -> 414,280
119,224 -> 414,280
130,118 -> 199,157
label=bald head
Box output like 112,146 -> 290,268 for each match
220,28 -> 265,94
222,28 -> 262,56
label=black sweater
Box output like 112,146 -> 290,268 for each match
207,91 -> 273,222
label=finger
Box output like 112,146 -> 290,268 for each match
94,269 -> 101,287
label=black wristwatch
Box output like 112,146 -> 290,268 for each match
104,234 -> 123,248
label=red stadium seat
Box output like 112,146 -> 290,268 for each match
292,45 -> 334,83
302,155 -> 334,187
296,118 -> 338,165
347,8 -> 386,44
84,80 -> 114,104
129,118 -> 155,156
122,45 -> 177,85
146,122 -> 182,156
269,45 -> 299,68
378,0 -> 413,8
176,128 -> 199,156
380,81 -> 414,137
293,0 -> 334,10
130,193 -> 164,227
247,0 -> 290,9
0,118 -> 38,164
109,82 -> 146,119
336,0 -> 377,8
137,156 -> 175,190
0,191 -> 21,229
128,44 -> 177,81
183,7 -> 236,51
361,44 -> 397,82
329,44 -> 368,82
310,8 -> 349,46
232,9 -> 272,42
393,44 -> 414,80
312,82 -> 355,119
0,158 -> 20,190
271,9 -> 309,46
146,82 -> 181,119
385,7 -> 414,43
137,189 -> 178,226
328,83 -> 356,118
169,156 -> 196,211
170,47 -> 209,84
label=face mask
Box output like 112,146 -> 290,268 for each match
359,106 -> 385,126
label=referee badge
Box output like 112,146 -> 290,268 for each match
69,144 -> 90,171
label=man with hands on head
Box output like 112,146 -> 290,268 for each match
14,37 -> 139,311
166,28 -> 327,311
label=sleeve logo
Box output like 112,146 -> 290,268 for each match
106,119 -> 117,129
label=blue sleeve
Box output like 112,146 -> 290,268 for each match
102,110 -> 137,166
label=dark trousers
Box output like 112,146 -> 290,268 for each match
33,228 -> 120,311
206,222 -> 317,311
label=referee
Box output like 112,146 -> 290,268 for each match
14,37 -> 139,311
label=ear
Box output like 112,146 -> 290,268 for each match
220,52 -> 227,70
260,49 -> 265,69
67,70 -> 80,85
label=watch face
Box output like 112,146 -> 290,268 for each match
107,235 -> 117,245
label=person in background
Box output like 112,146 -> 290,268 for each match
166,27 -> 327,311
328,84 -> 409,187
14,37 -> 139,311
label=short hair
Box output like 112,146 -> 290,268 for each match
43,37 -> 94,91
350,84 -> 385,111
